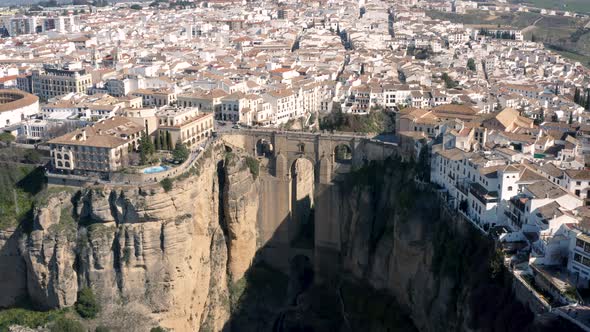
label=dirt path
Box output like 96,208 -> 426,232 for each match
522,16 -> 544,35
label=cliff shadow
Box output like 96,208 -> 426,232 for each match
221,154 -> 584,332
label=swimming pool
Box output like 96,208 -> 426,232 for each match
142,165 -> 170,174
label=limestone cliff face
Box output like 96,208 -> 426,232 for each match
12,145 -> 261,331
222,156 -> 258,282
330,159 -> 570,332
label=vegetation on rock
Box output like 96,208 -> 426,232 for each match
160,178 -> 173,192
320,106 -> 395,133
0,163 -> 46,230
75,287 -> 100,319
0,308 -> 67,331
244,156 -> 259,179
49,317 -> 85,332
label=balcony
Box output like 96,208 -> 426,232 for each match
469,183 -> 499,204
509,196 -> 528,213
455,180 -> 470,195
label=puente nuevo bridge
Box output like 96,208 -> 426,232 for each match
220,129 -> 400,277
47,128 -> 402,278
220,129 -> 400,183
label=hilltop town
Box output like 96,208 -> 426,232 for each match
2,0 -> 590,331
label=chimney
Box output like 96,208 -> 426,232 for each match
81,129 -> 87,141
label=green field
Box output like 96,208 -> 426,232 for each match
511,0 -> 590,14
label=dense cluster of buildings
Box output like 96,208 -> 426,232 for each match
1,0 -> 590,322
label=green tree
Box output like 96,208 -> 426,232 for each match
172,140 -> 189,162
0,132 -> 15,143
442,73 -> 457,89
160,178 -> 173,192
139,131 -> 155,165
24,150 -> 41,164
130,4 -> 142,10
467,58 -> 476,72
569,112 -> 574,125
166,131 -> 173,150
49,317 -> 84,332
95,326 -> 110,332
159,131 -> 167,150
150,327 -> 167,332
75,287 -> 100,318
574,87 -> 581,104
154,131 -> 161,150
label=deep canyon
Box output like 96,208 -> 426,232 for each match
0,141 -> 582,331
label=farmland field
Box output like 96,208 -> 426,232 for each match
511,0 -> 590,14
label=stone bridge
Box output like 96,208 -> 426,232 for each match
220,129 -> 399,183
221,129 -> 401,279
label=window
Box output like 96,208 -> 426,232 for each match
574,253 -> 582,263
508,186 -> 513,191
577,181 -> 582,186
298,143 -> 305,153
576,190 -> 581,196
577,239 -> 585,248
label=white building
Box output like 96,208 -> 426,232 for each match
0,89 -> 40,129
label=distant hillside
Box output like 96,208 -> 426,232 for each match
427,9 -> 590,67
510,0 -> 590,15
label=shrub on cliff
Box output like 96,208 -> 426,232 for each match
245,156 -> 259,179
160,178 -> 173,192
0,308 -> 66,330
75,287 -> 100,319
150,327 -> 167,332
49,317 -> 85,332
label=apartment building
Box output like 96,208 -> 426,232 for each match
563,169 -> 590,202
156,107 -> 214,149
263,89 -> 299,125
567,221 -> 590,287
219,92 -> 246,122
3,16 -> 38,36
32,64 -> 92,101
48,117 -> 144,174
132,88 -> 177,107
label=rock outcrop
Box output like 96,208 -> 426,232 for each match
4,144 -> 261,331
222,156 -> 259,282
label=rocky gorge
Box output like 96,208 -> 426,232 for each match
0,141 -> 582,331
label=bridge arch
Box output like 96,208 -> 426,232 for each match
333,143 -> 352,164
289,157 -> 315,248
256,138 -> 273,157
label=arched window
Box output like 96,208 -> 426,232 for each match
64,154 -> 70,160
56,153 -> 62,159
65,161 -> 70,168
57,161 -> 63,167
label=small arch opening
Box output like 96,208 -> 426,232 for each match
334,144 -> 352,164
